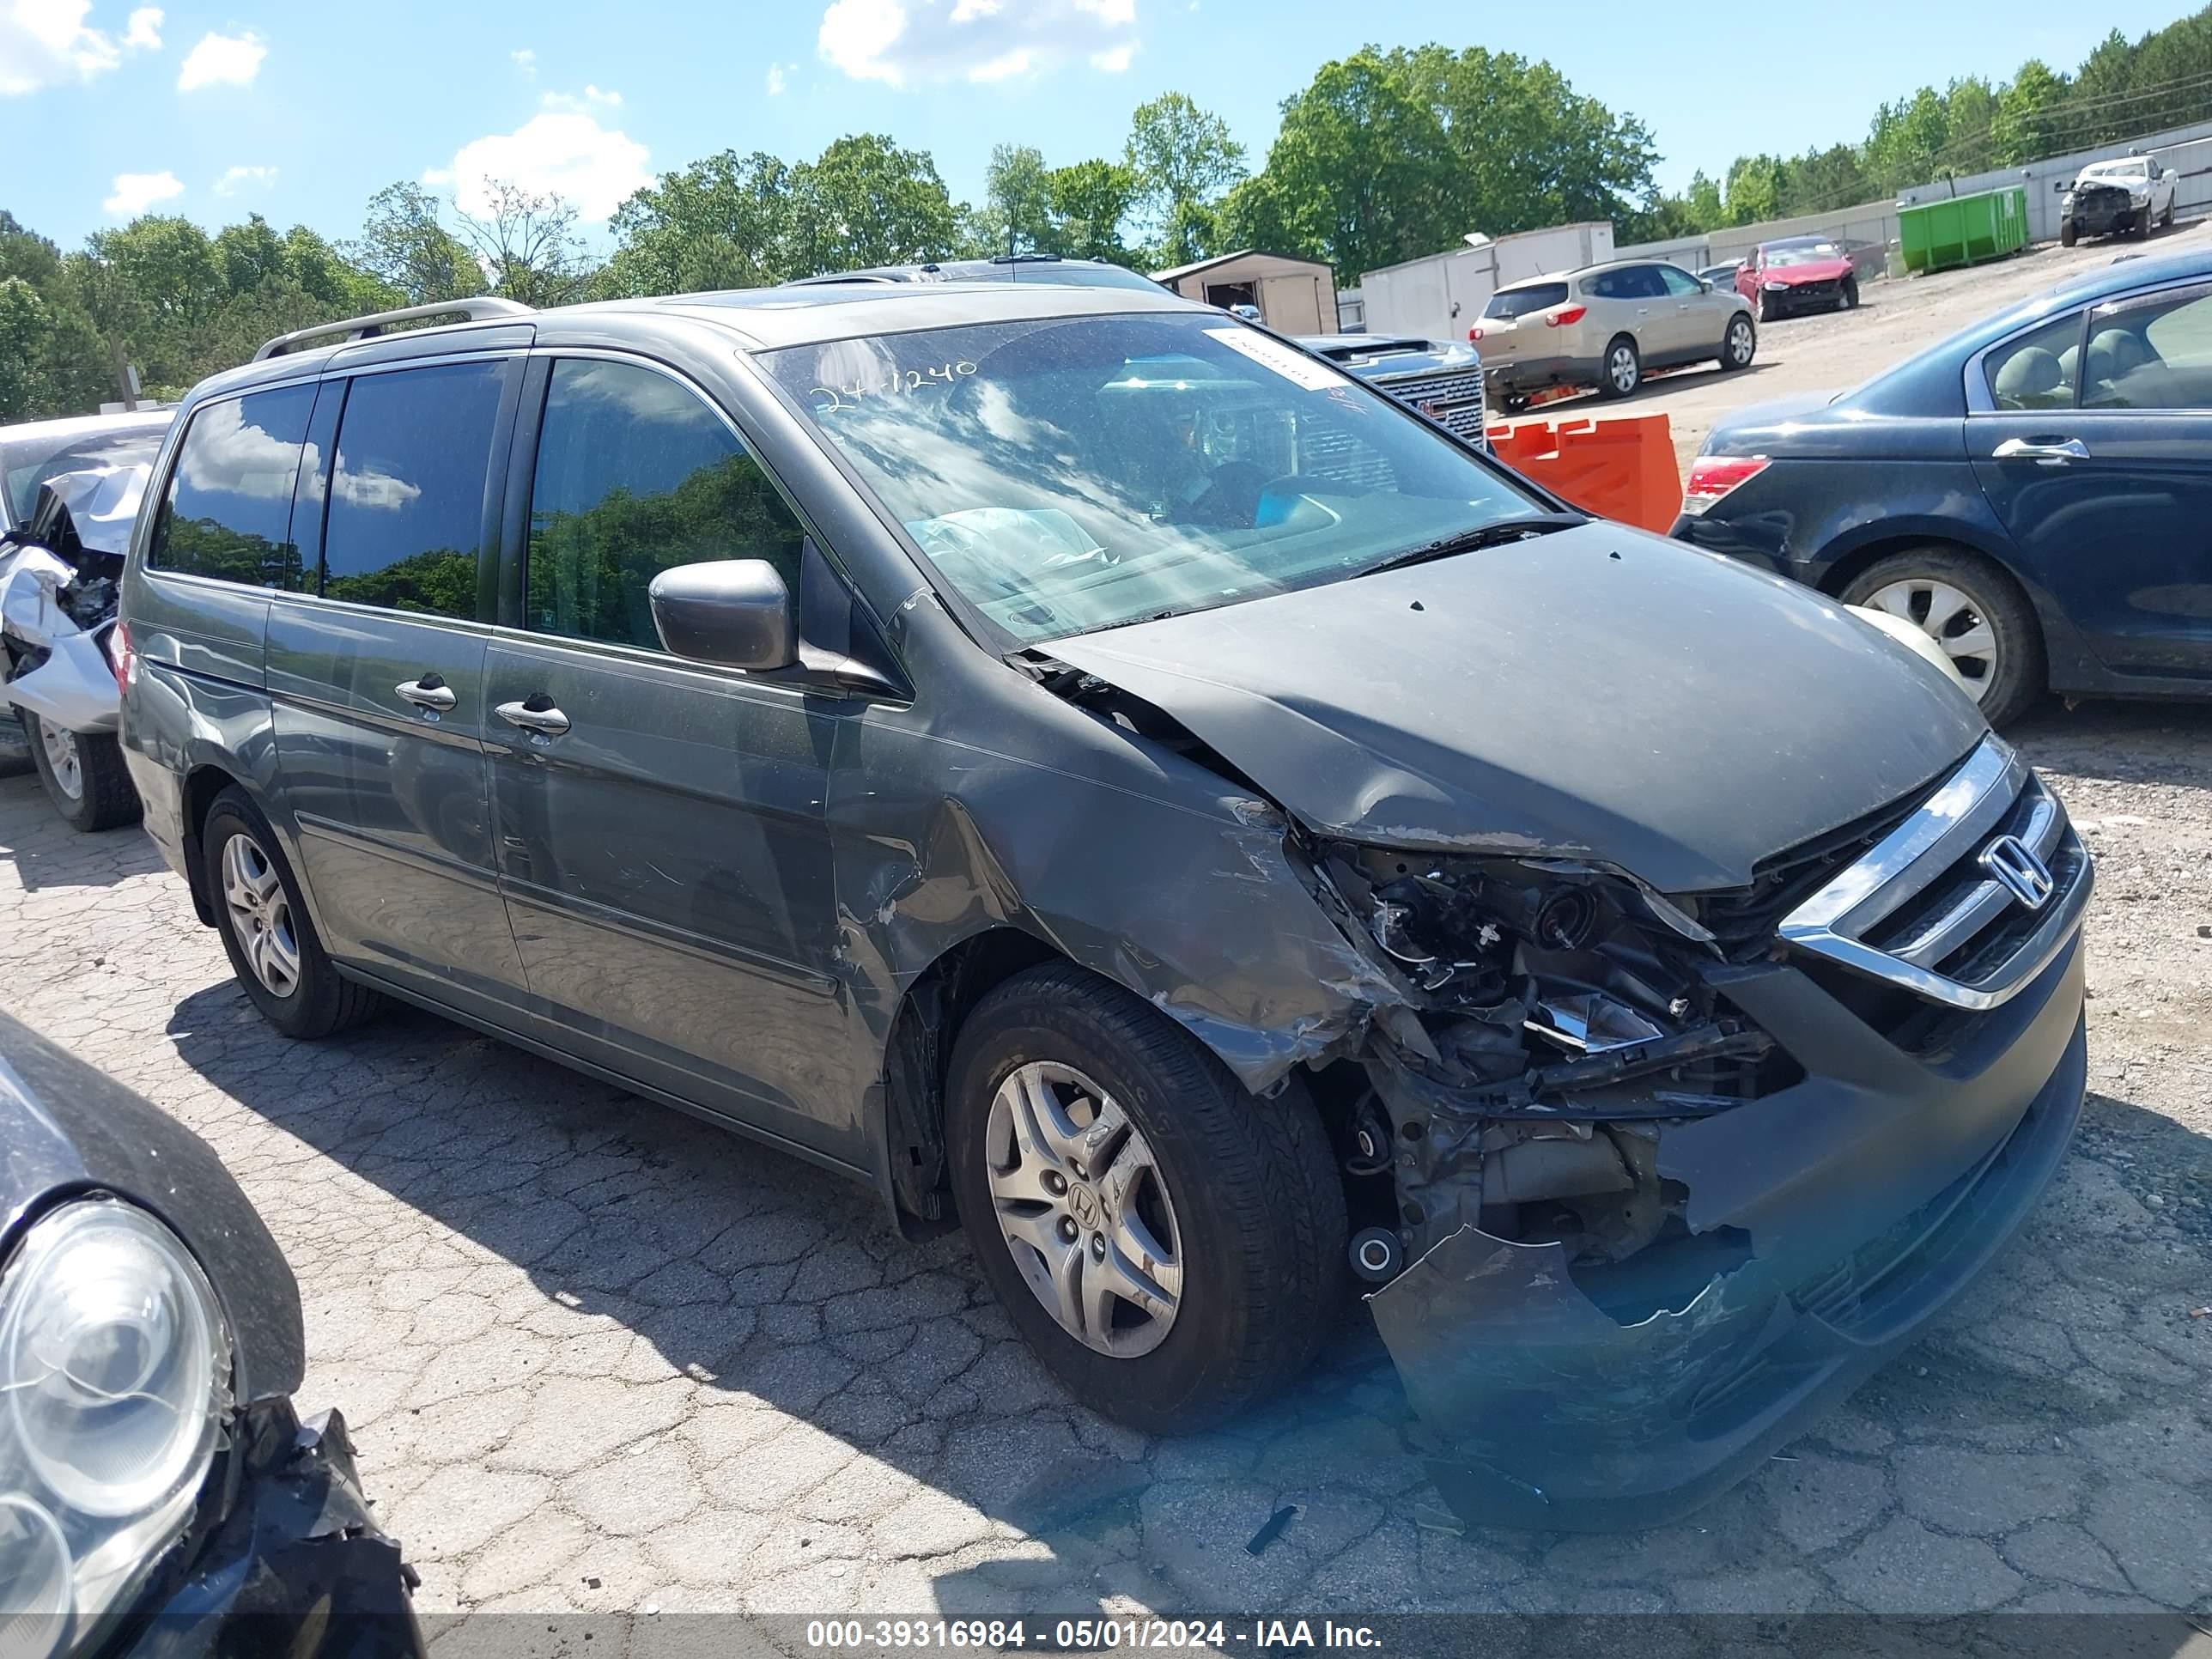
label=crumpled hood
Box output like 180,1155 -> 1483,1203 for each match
1765,258 -> 1854,286
1048,524 -> 1985,892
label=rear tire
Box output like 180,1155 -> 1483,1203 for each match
202,786 -> 383,1039
22,714 -> 139,832
945,963 -> 1346,1433
1597,334 -> 1641,399
1718,313 -> 1757,371
1839,547 -> 2046,728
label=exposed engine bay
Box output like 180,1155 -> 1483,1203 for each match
0,463 -> 143,735
1311,843 -> 1784,1290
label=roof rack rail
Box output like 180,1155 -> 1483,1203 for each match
252,297 -> 534,362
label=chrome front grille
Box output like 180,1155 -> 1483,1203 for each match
1778,737 -> 2093,1011
1378,369 -> 1488,449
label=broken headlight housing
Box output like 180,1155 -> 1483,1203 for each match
0,1200 -> 230,1659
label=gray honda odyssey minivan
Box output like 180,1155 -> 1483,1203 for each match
118,284 -> 2092,1528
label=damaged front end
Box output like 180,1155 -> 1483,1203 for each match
1304,788 -> 2090,1531
0,465 -> 140,736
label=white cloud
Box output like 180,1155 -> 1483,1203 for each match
538,82 -> 618,112
967,46 -> 1031,82
213,163 -> 276,194
817,0 -> 1136,88
509,46 -> 534,76
176,28 -> 263,90
764,62 -> 785,94
103,168 -> 184,216
438,108 -> 651,222
1,0 -> 123,94
123,5 -> 159,48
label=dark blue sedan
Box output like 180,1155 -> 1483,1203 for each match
1674,246 -> 2212,726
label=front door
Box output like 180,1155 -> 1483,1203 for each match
1972,279 -> 2212,679
1656,264 -> 1729,362
266,359 -> 529,1006
483,356 -> 855,1161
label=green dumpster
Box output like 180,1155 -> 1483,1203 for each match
1898,186 -> 2028,275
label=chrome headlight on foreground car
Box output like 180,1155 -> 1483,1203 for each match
0,1200 -> 229,1659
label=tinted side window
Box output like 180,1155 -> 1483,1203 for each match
149,386 -> 314,588
2086,284 -> 2212,410
1984,313 -> 2083,411
1625,266 -> 1668,300
525,359 -> 804,651
320,362 -> 504,618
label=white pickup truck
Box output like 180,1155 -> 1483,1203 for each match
2058,155 -> 2178,245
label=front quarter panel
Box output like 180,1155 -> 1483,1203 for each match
829,604 -> 1407,1095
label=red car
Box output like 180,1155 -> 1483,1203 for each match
1735,236 -> 1860,321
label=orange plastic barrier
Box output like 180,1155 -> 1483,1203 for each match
1483,411 -> 1684,533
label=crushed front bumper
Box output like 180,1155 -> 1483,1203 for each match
119,1403 -> 423,1657
1370,926 -> 2087,1532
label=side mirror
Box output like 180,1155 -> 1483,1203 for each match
2053,180 -> 2069,195
648,559 -> 796,672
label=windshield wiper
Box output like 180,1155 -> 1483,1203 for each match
1354,512 -> 1585,580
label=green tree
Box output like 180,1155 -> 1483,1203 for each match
0,277 -> 52,421
979,143 -> 1058,256
787,134 -> 959,274
1226,52 -> 1455,282
1124,93 -> 1245,265
349,182 -> 483,307
1991,59 -> 2071,165
453,181 -> 593,307
1046,159 -> 1139,264
602,150 -> 796,295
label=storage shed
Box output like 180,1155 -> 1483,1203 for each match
1150,250 -> 1340,335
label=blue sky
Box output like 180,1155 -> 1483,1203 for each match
4,0 -> 2196,252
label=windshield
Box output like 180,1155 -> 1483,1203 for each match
1765,242 -> 1843,268
764,312 -> 1545,646
3,428 -> 167,526
1483,283 -> 1568,320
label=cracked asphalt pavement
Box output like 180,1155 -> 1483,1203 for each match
1,705 -> 2207,1620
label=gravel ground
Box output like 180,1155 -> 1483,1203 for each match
0,696 -> 2206,1622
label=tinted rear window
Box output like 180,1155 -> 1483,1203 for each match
1484,283 -> 1568,319
149,386 -> 315,589
319,362 -> 504,618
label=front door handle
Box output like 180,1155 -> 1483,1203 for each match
1991,436 -> 2089,465
495,696 -> 570,738
395,675 -> 457,713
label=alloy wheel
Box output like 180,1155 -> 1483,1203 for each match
221,831 -> 302,998
35,719 -> 82,801
1609,344 -> 1638,393
984,1060 -> 1182,1358
1728,318 -> 1754,366
1865,577 -> 1999,700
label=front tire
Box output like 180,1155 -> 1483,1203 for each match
2060,219 -> 2078,247
946,963 -> 1346,1433
1838,277 -> 1859,312
22,714 -> 139,832
1839,547 -> 2046,727
1598,334 -> 1641,399
202,787 -> 383,1038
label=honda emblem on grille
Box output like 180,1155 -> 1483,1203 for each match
1980,834 -> 2055,911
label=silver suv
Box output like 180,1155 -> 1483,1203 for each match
1474,259 -> 1756,404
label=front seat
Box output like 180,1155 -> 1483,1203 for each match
1992,345 -> 2068,410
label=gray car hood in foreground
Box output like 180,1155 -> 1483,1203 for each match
1048,524 -> 1985,893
